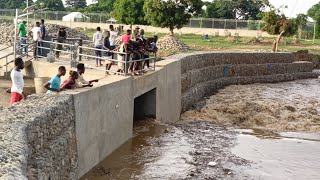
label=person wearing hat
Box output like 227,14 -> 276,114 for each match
17,20 -> 28,54
56,27 -> 67,58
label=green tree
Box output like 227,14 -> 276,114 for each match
261,10 -> 294,36
295,13 -> 308,39
82,0 -> 115,13
65,0 -> 87,10
307,2 -> 320,38
144,0 -> 203,35
113,0 -> 146,26
2,0 -> 27,9
36,0 -> 65,11
204,0 -> 270,20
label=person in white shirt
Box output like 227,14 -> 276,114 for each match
109,25 -> 118,47
75,63 -> 99,88
7,58 -> 25,106
29,21 -> 42,58
93,27 -> 103,67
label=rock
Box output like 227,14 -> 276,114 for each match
157,35 -> 189,52
208,161 -> 217,167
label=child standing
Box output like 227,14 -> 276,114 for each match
9,58 -> 25,106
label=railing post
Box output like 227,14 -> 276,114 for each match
14,9 -> 18,60
78,39 -> 82,61
153,54 -> 156,71
124,53 -> 127,76
70,43 -> 78,68
35,41 -> 38,61
5,57 -> 8,79
224,19 -> 227,29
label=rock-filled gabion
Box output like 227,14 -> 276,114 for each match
0,23 -> 89,46
157,35 -> 189,52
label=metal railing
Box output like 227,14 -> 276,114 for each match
0,43 -> 35,79
35,39 -> 157,76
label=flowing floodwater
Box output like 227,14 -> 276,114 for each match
233,129 -> 320,180
83,79 -> 320,180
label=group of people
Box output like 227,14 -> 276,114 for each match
18,19 -> 46,57
18,19 -> 68,58
92,25 -> 158,75
7,57 -> 98,107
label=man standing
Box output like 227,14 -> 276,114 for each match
40,19 -> 46,56
56,27 -> 67,58
17,20 -> 27,54
43,66 -> 66,94
109,25 -> 118,49
8,58 -> 25,106
29,21 -> 42,58
93,27 -> 103,67
133,26 -> 140,39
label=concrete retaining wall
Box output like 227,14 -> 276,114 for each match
0,52 -> 317,179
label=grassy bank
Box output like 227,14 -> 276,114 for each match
77,28 -> 320,56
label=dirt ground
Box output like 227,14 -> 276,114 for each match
0,77 -> 35,107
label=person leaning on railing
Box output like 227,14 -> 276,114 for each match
43,66 -> 66,94
75,63 -> 99,88
60,70 -> 79,90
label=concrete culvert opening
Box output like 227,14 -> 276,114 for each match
134,88 -> 156,121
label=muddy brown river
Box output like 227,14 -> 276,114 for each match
82,79 -> 320,179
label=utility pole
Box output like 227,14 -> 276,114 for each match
27,0 -> 29,28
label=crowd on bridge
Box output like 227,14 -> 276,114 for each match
7,18 -> 160,107
92,25 -> 158,75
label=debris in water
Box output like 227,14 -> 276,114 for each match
208,162 -> 218,167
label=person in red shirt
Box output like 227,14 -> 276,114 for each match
60,70 -> 79,90
121,29 -> 132,44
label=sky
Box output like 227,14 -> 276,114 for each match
85,0 -> 319,18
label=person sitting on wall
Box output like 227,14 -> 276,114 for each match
43,66 -> 66,94
60,70 -> 79,89
75,63 -> 99,88
6,57 -> 26,106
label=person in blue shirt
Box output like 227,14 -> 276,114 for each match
43,66 -> 66,94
